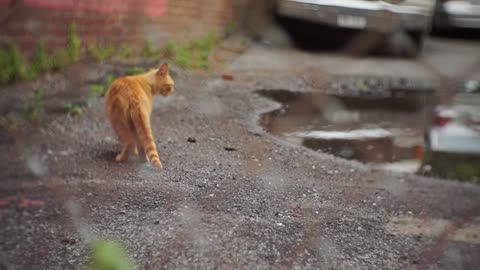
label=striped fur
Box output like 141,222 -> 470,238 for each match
105,63 -> 174,169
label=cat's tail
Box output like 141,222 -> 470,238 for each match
130,107 -> 163,169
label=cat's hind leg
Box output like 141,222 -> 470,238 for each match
115,144 -> 135,162
111,119 -> 136,162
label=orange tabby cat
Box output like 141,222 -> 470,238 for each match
105,63 -> 174,169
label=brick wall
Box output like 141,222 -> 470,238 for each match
0,0 -> 235,57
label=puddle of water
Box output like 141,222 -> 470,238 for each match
257,85 -> 480,181
258,89 -> 434,170
257,84 -> 480,180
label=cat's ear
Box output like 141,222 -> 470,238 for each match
157,63 -> 169,76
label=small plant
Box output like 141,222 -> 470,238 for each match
28,41 -> 48,79
105,73 -> 115,87
49,49 -> 71,72
64,102 -> 83,117
190,32 -> 217,52
22,88 -> 44,123
0,42 -> 27,84
225,21 -> 237,36
90,73 -> 115,96
142,40 -> 160,58
174,47 -> 192,68
88,43 -> 114,63
163,41 -> 177,58
66,24 -> 81,62
125,66 -> 145,75
90,84 -> 107,96
0,24 -> 83,85
117,44 -> 134,59
85,240 -> 134,270
162,33 -> 218,69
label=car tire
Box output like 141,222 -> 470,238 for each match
386,30 -> 424,58
431,0 -> 448,33
407,31 -> 424,58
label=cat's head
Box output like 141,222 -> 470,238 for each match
154,63 -> 174,96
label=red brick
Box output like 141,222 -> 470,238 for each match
6,0 -> 234,56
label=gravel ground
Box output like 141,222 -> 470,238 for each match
1,38 -> 480,269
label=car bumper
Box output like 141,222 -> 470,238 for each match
428,126 -> 480,154
437,1 -> 480,28
277,0 -> 433,32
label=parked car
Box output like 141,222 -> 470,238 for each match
422,90 -> 480,182
433,0 -> 480,30
426,88 -> 480,153
275,0 -> 436,56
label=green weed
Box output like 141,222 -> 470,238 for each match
0,23 -> 82,85
225,21 -> 237,36
0,42 -> 27,84
190,32 -> 217,52
67,24 -> 81,62
174,47 -> 192,68
105,74 -> 115,87
90,84 -> 107,96
125,66 -> 145,75
90,73 -> 115,96
142,40 -> 160,58
22,88 -> 44,123
163,41 -> 177,58
64,102 -> 83,117
162,33 -> 218,69
30,40 -> 49,75
49,49 -> 70,72
117,44 -> 134,59
88,43 -> 114,63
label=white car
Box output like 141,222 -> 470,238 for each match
426,93 -> 480,153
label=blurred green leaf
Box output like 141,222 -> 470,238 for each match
86,240 -> 134,270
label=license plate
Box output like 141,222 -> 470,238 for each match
337,15 -> 367,29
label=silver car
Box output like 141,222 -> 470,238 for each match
275,0 -> 436,56
433,0 -> 480,29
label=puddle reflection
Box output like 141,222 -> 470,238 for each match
257,86 -> 480,182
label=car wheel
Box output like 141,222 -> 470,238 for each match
407,31 -> 424,57
386,30 -> 424,58
432,0 -> 448,33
